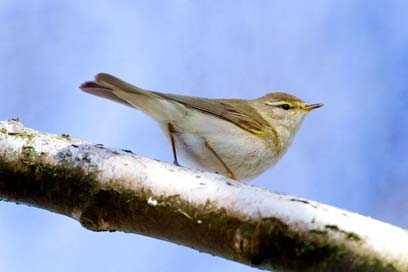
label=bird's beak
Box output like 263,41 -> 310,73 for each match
303,103 -> 324,111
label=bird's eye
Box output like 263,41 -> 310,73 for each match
280,104 -> 291,110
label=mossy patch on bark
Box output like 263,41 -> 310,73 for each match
0,154 -> 99,216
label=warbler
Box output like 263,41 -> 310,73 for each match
80,73 -> 323,181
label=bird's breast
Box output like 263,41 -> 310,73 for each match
159,110 -> 279,181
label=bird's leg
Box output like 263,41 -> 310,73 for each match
167,123 -> 180,166
204,140 -> 236,180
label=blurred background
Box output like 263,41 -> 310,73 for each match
1,1 -> 407,271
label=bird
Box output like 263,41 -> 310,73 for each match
80,73 -> 323,181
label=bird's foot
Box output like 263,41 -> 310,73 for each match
173,160 -> 181,167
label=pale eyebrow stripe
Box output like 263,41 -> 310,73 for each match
264,101 -> 284,106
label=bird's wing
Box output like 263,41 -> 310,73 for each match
154,92 -> 270,135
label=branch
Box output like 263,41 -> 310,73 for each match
0,119 -> 407,272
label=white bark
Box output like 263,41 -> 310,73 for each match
0,119 -> 407,271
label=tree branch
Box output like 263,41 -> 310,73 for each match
0,119 -> 407,272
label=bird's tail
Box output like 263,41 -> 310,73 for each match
80,73 -> 161,109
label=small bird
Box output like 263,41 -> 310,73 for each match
80,73 -> 323,181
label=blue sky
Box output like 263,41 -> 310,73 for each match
1,1 -> 407,271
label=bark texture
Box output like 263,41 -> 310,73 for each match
0,119 -> 407,272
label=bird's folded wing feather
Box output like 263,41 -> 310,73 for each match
154,93 -> 269,135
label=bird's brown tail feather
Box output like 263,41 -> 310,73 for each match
80,80 -> 133,107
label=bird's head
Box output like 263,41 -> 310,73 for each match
255,92 -> 323,136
